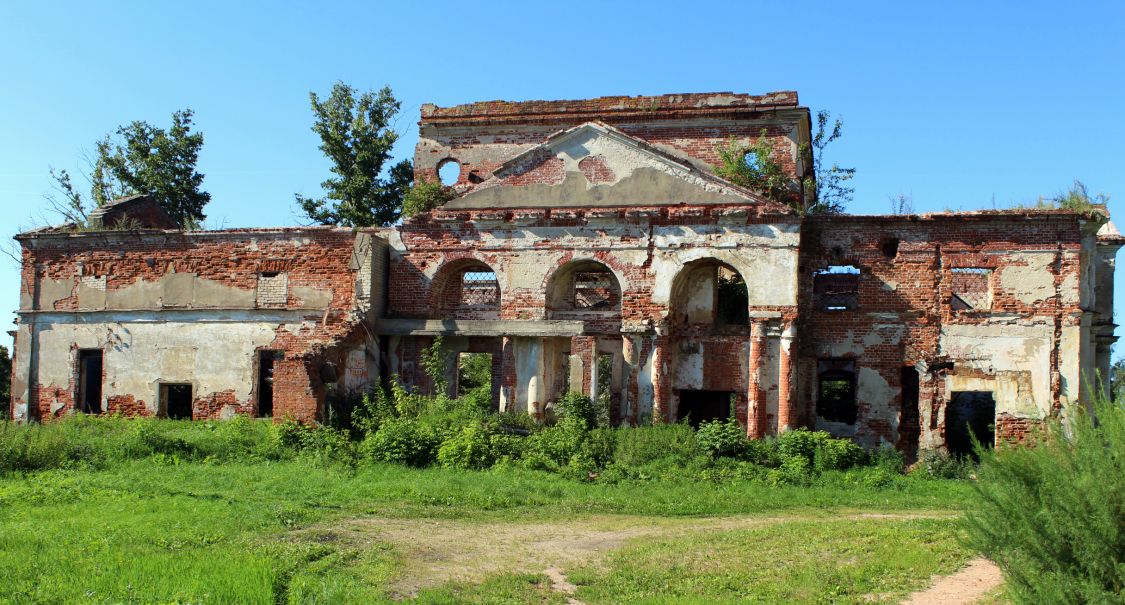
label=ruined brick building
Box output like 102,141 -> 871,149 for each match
9,91 -> 1122,456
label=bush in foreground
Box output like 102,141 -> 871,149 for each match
964,398 -> 1125,603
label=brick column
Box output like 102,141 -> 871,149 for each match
776,321 -> 796,432
746,321 -> 767,438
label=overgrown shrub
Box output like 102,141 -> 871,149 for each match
436,424 -> 498,470
523,417 -> 588,472
964,398 -> 1125,603
914,450 -> 972,479
766,454 -> 814,486
362,418 -> 439,467
272,419 -> 355,465
775,429 -> 831,465
696,418 -> 746,458
555,392 -> 599,429
813,437 -> 866,471
613,423 -> 699,468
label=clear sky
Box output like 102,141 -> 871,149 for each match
2,1 -> 1123,355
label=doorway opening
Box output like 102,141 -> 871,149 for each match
678,390 -> 734,428
899,366 -> 920,458
77,349 -> 103,414
257,350 -> 282,418
946,391 -> 995,457
160,383 -> 194,420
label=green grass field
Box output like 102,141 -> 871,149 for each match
0,454 -> 974,604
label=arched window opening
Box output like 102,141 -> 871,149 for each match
716,266 -> 749,326
437,158 -> 461,186
434,260 -> 501,320
547,260 -> 621,317
670,260 -> 749,328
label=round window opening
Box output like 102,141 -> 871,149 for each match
437,160 -> 460,186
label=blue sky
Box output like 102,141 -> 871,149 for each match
2,1 -> 1123,354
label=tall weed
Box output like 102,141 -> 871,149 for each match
964,398 -> 1125,603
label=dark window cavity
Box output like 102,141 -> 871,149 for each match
946,391 -> 996,457
160,383 -> 193,420
678,390 -> 735,428
716,265 -> 749,325
817,359 -> 857,424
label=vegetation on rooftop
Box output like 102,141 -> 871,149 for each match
401,177 -> 455,218
714,110 -> 854,215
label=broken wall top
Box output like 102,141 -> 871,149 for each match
420,91 -> 800,123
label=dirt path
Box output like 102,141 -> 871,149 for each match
292,510 -> 955,598
900,557 -> 1003,605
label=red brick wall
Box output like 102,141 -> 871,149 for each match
16,228 -> 369,423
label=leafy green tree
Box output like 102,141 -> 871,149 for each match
713,110 -> 854,215
1110,357 -> 1125,402
297,82 -> 413,227
48,109 -> 210,227
803,110 -> 855,215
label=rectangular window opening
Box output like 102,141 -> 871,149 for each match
77,349 -> 103,414
677,389 -> 735,428
460,271 -> 499,306
595,353 -> 613,411
814,266 -> 860,311
456,352 -> 493,398
257,350 -> 282,418
817,358 -> 857,425
160,383 -> 194,420
951,267 -> 992,311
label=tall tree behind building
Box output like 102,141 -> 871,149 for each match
296,82 -> 413,227
48,109 -> 210,228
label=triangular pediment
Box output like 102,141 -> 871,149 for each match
444,122 -> 792,213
